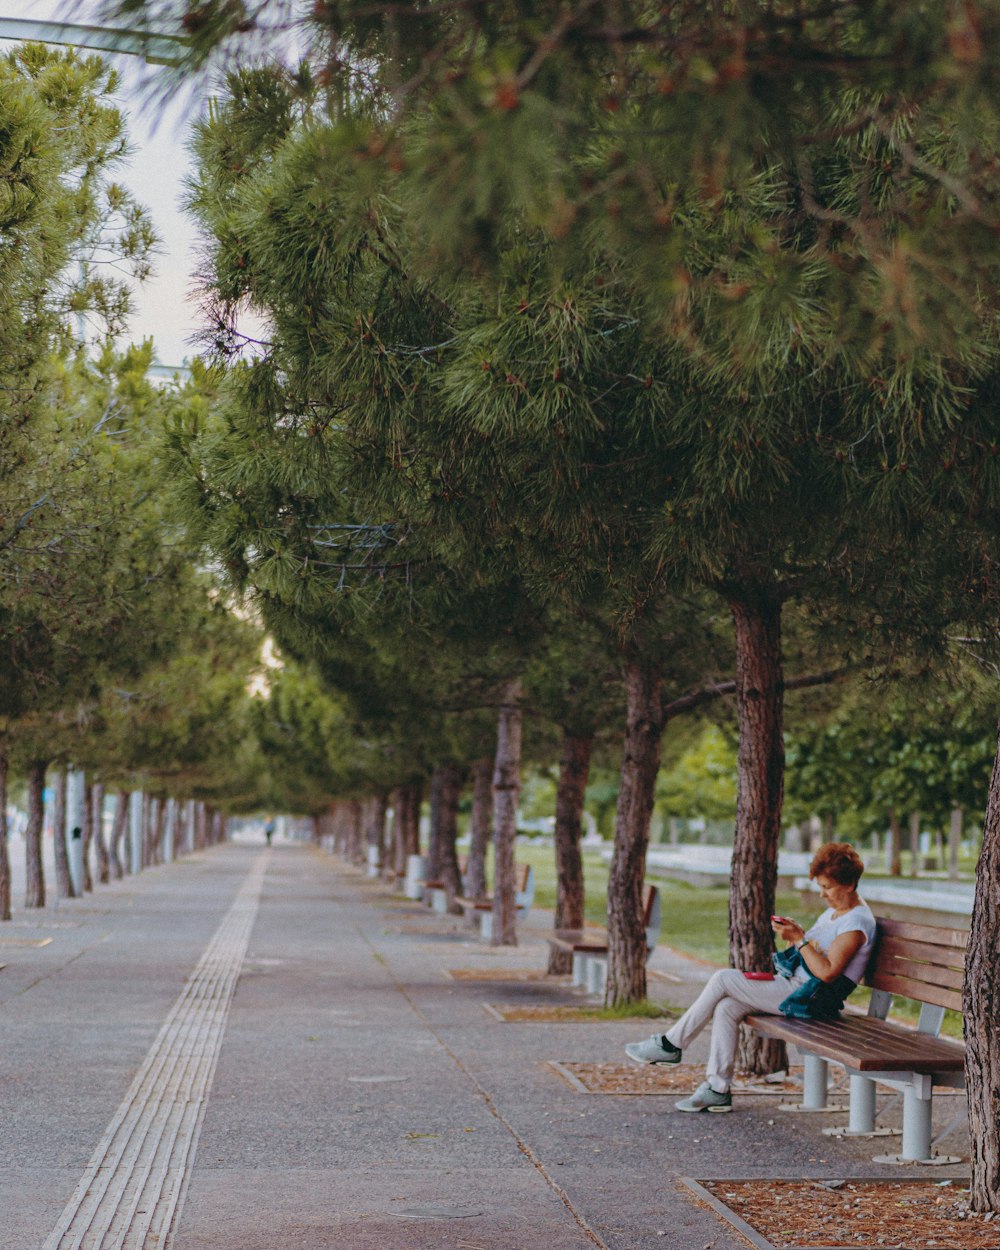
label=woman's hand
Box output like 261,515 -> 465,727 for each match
771,915 -> 805,945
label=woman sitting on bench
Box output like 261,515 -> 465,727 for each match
624,842 -> 876,1112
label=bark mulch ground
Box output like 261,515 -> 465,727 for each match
690,1179 -> 1000,1249
549,1061 -> 811,1095
446,968 -> 571,982
484,1004 -> 676,1024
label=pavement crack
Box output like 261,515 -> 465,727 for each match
359,926 -> 613,1250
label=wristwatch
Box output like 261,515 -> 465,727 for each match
796,938 -> 810,952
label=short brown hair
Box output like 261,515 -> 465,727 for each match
809,842 -> 864,887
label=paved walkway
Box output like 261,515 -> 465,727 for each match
0,843 -> 971,1250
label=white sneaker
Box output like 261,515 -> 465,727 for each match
675,1081 -> 732,1113
624,1034 -> 682,1064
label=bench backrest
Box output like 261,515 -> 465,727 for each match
865,916 -> 967,1030
515,863 -> 534,908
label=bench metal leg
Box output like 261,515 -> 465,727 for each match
803,1054 -> 829,1109
872,1077 -> 962,1165
480,912 -> 493,942
571,953 -> 588,988
588,957 -> 607,997
849,1074 -> 876,1132
822,1077 -> 901,1140
778,1053 -> 848,1114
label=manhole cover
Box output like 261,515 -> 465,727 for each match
347,1075 -> 407,1084
393,1205 -> 483,1220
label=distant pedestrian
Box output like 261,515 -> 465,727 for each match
624,842 -> 875,1113
264,819 -> 275,846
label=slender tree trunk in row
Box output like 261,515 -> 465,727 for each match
405,781 -> 422,857
886,808 -> 903,876
152,797 -> 167,864
142,794 -> 155,867
426,769 -> 444,883
0,745 -> 10,922
92,784 -> 109,885
331,802 -> 344,854
82,781 -> 95,892
349,801 -> 365,864
465,757 -> 493,900
549,729 -> 593,975
437,764 -> 464,910
196,802 -> 209,850
606,660 -> 664,1006
729,585 -> 788,1077
51,767 -> 74,900
25,760 -> 47,909
366,792 -> 388,872
311,814 -> 322,845
949,807 -> 963,882
109,791 -> 127,880
388,788 -> 405,880
965,726 -> 1000,1212
491,677 -> 523,947
909,810 -> 921,878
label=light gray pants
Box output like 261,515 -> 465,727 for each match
664,968 -> 792,1093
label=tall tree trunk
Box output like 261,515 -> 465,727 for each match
426,770 -> 444,882
25,760 -> 47,909
549,729 -> 593,974
909,810 -> 921,878
491,677 -> 523,947
965,728 -> 1000,1211
436,764 -> 464,909
0,744 -> 9,922
389,786 -> 406,880
109,791 -> 127,880
887,807 -> 903,876
366,792 -> 389,872
606,660 -> 663,1006
429,763 -> 462,891
465,757 -> 493,899
949,807 -> 963,882
52,766 -> 73,900
152,797 -> 167,864
729,585 -> 787,1076
82,781 -> 95,892
405,780 -> 423,856
92,784 -> 109,884
142,794 -> 155,867
347,800 -> 364,864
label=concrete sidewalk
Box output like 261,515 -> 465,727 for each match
0,844 -> 971,1250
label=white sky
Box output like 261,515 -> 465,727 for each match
2,1 -> 209,366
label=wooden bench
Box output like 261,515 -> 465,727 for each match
424,856 -> 468,913
546,883 -> 661,996
456,863 -> 535,939
746,917 -> 967,1164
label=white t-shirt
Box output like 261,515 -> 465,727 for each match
798,901 -> 877,985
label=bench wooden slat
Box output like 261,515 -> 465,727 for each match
548,927 -> 609,953
874,917 -> 968,950
876,935 -> 965,971
745,1013 -> 966,1072
868,970 -> 963,1013
875,954 -> 964,994
455,863 -> 532,913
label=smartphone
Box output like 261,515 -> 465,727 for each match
770,914 -> 791,925
743,971 -> 775,980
